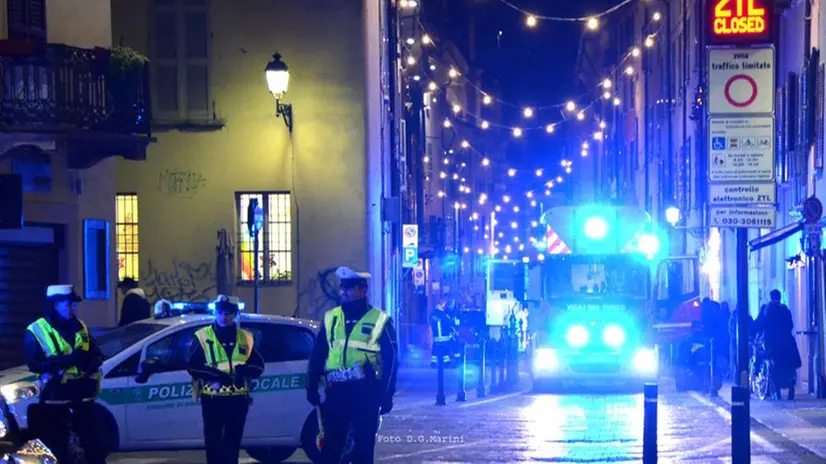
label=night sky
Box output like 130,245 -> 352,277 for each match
431,0 -> 624,168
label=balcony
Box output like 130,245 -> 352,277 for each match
0,41 -> 152,168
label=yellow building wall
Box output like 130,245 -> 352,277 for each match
113,0 -> 371,317
0,0 -> 119,326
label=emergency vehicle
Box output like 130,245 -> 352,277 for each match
0,302 -> 321,463
528,204 -> 700,390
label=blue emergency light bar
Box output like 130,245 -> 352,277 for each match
169,302 -> 246,312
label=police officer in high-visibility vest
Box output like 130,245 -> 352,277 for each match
24,284 -> 105,464
307,267 -> 398,464
186,295 -> 264,464
430,299 -> 458,367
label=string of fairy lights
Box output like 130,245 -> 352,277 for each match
398,0 -> 664,261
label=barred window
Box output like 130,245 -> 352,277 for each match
237,192 -> 292,283
115,193 -> 139,282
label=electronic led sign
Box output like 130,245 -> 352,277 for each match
708,0 -> 772,45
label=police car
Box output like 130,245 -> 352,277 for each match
0,302 -> 321,463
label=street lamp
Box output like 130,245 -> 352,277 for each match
665,206 -> 681,226
265,53 -> 293,133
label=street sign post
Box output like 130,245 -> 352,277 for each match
802,197 -> 823,223
402,224 -> 419,269
709,207 -> 776,228
709,183 -> 776,205
708,47 -> 775,115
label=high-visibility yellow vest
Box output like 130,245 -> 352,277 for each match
194,325 -> 254,397
324,306 -> 389,381
26,318 -> 102,388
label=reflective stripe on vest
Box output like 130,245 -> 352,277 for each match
194,326 -> 254,396
26,318 -> 100,384
324,306 -> 388,380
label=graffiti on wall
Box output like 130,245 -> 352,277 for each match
157,169 -> 207,198
141,258 -> 216,303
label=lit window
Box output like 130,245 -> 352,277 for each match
115,194 -> 139,282
237,192 -> 292,283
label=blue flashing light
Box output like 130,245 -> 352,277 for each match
171,302 -> 186,310
602,324 -> 626,348
533,348 -> 558,372
565,325 -> 590,348
208,302 -> 246,311
638,233 -> 660,256
584,216 -> 608,240
633,348 -> 658,375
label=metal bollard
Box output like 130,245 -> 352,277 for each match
731,385 -> 750,463
436,352 -> 446,406
709,338 -> 718,397
457,343 -> 467,402
490,341 -> 500,394
477,339 -> 487,398
643,382 -> 658,464
507,332 -> 519,389
498,338 -> 507,392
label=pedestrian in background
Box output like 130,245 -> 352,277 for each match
306,266 -> 398,464
25,284 -> 105,464
187,295 -> 264,464
117,277 -> 150,326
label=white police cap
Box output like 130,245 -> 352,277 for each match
214,294 -> 241,312
336,266 -> 371,281
46,284 -> 82,302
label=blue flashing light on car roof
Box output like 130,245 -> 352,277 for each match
584,216 -> 609,240
565,325 -> 590,348
602,324 -> 626,348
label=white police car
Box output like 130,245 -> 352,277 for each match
0,303 -> 321,463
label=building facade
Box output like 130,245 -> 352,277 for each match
0,0 -> 151,367
110,0 -> 401,322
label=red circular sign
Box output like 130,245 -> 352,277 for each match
724,74 -> 758,108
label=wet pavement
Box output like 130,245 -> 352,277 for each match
109,375 -> 826,463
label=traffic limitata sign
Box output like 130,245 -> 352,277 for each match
708,116 -> 775,181
708,183 -> 775,205
710,207 -> 776,229
708,47 -> 774,114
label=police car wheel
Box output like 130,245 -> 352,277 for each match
92,404 -> 119,457
299,412 -> 322,463
245,446 -> 296,463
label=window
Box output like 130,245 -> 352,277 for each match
106,352 -> 141,379
149,0 -> 211,122
116,194 -> 139,282
145,324 -> 207,372
237,192 -> 293,283
245,323 -> 314,363
6,0 -> 46,41
97,322 -> 168,360
83,219 -> 110,300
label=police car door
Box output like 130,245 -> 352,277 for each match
125,324 -> 207,448
243,322 -> 315,440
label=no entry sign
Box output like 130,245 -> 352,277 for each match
708,47 -> 774,114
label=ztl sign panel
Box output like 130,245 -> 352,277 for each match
708,0 -> 772,45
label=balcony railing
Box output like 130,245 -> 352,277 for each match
0,42 -> 150,136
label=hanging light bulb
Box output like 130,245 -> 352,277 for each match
430,64 -> 436,71
599,121 -> 607,129
443,158 -> 449,165
448,68 -> 459,78
526,15 -> 538,27
625,66 -> 635,76
461,140 -> 470,148
586,17 -> 599,30
443,119 -> 451,128
565,167 -> 572,173
582,142 -> 589,150
452,173 -> 459,180
510,221 -> 518,229
481,120 -> 490,130
472,212 -> 479,220
577,112 -> 585,121
530,200 -> 537,207
526,191 -> 534,198
428,82 -> 437,91
512,127 -> 523,137
452,104 -> 461,114
593,131 -> 604,140
602,78 -> 612,89
413,75 -> 421,81
482,157 -> 490,166
483,94 -> 492,105
631,47 -> 641,57
423,156 -> 430,163
566,101 -> 576,112
613,97 -> 621,106
547,180 -> 554,187
406,38 -> 415,45
581,149 -> 588,157
535,169 -> 543,177
557,176 -> 563,182
438,190 -> 446,197
508,168 -> 517,177
523,107 -> 534,118
652,11 -> 662,21
603,91 -> 611,100
495,205 -> 502,212
513,206 -> 520,213
422,34 -> 432,45
545,189 -> 551,196
406,56 -> 416,66
503,195 -> 511,203
439,171 -> 447,179
645,36 -> 655,48
545,124 -> 555,134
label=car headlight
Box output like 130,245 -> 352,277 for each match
602,325 -> 626,348
0,383 -> 38,404
633,348 -> 658,375
565,325 -> 590,348
533,348 -> 558,371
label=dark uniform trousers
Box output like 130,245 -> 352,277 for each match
29,401 -> 105,464
321,382 -> 381,464
200,395 -> 250,464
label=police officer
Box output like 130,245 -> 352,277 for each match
430,299 -> 457,367
186,295 -> 264,464
307,267 -> 398,464
24,284 -> 105,464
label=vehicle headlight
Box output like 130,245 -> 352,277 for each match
633,348 -> 658,375
565,325 -> 590,348
602,325 -> 626,348
533,348 -> 558,371
0,383 -> 38,404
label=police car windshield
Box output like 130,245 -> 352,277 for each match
95,322 -> 168,360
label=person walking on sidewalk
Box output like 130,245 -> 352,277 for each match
187,295 -> 265,463
306,266 -> 399,464
752,290 -> 802,400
